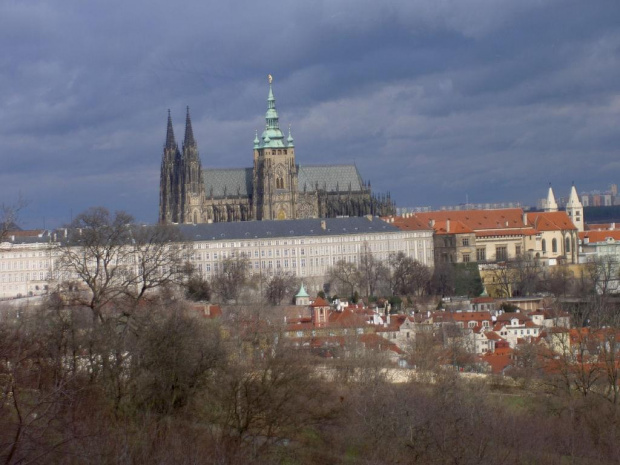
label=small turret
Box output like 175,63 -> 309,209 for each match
287,124 -> 294,147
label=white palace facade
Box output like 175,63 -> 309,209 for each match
0,217 -> 434,300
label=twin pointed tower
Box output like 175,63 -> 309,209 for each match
544,184 -> 584,232
159,108 -> 204,224
159,77 -> 395,224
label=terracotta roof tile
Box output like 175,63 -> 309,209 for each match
580,230 -> 620,244
526,212 -> 577,232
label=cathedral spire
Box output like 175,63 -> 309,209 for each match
260,75 -> 285,148
266,74 -> 280,130
184,106 -> 196,148
165,109 -> 177,150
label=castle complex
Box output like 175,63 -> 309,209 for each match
159,77 -> 395,224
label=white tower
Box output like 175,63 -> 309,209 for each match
566,184 -> 584,232
544,184 -> 558,212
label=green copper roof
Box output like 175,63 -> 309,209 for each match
258,77 -> 291,149
295,283 -> 309,298
287,125 -> 294,146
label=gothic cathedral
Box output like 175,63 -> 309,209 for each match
159,77 -> 395,224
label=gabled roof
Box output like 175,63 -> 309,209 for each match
526,211 -> 577,232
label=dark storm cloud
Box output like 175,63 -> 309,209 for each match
1,0 -> 620,228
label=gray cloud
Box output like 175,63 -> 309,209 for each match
1,0 -> 620,228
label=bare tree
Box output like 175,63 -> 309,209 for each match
430,262 -> 455,297
0,194 -> 27,242
358,243 -> 390,298
482,262 -> 512,298
389,251 -> 431,296
511,254 -> 543,296
264,272 -> 298,305
57,208 -> 189,323
57,207 -> 136,323
327,259 -> 360,298
211,256 -> 250,303
544,264 -> 574,297
126,223 -> 188,301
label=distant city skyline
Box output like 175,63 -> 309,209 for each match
2,1 -> 620,229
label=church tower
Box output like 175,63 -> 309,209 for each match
252,75 -> 298,220
179,107 -> 205,224
566,183 -> 584,232
544,184 -> 558,212
159,110 -> 181,223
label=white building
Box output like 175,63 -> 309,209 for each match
178,216 -> 434,295
0,216 -> 434,300
0,231 -> 56,299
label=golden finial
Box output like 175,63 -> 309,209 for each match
268,74 -> 273,84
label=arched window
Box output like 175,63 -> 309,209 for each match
542,239 -> 546,253
193,211 -> 198,224
276,176 -> 284,189
565,237 -> 571,252
552,238 -> 557,253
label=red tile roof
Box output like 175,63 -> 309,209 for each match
383,215 -> 431,231
414,209 -> 527,231
526,211 -> 577,231
579,230 -> 620,244
311,297 -> 330,307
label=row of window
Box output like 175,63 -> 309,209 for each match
0,261 -> 50,270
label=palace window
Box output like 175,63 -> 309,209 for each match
462,253 -> 470,263
462,237 -> 469,246
477,248 -> 486,261
496,246 -> 507,261
552,238 -> 558,253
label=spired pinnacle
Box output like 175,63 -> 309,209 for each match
165,109 -> 177,150
260,75 -> 285,148
287,124 -> 294,146
184,106 -> 196,148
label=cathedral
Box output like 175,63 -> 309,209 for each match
159,77 -> 395,224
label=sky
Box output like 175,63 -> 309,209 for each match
2,0 -> 620,229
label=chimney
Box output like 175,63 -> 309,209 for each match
523,212 -> 528,225
584,236 -> 589,244
429,219 -> 435,228
446,219 -> 450,233
612,223 -> 616,230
